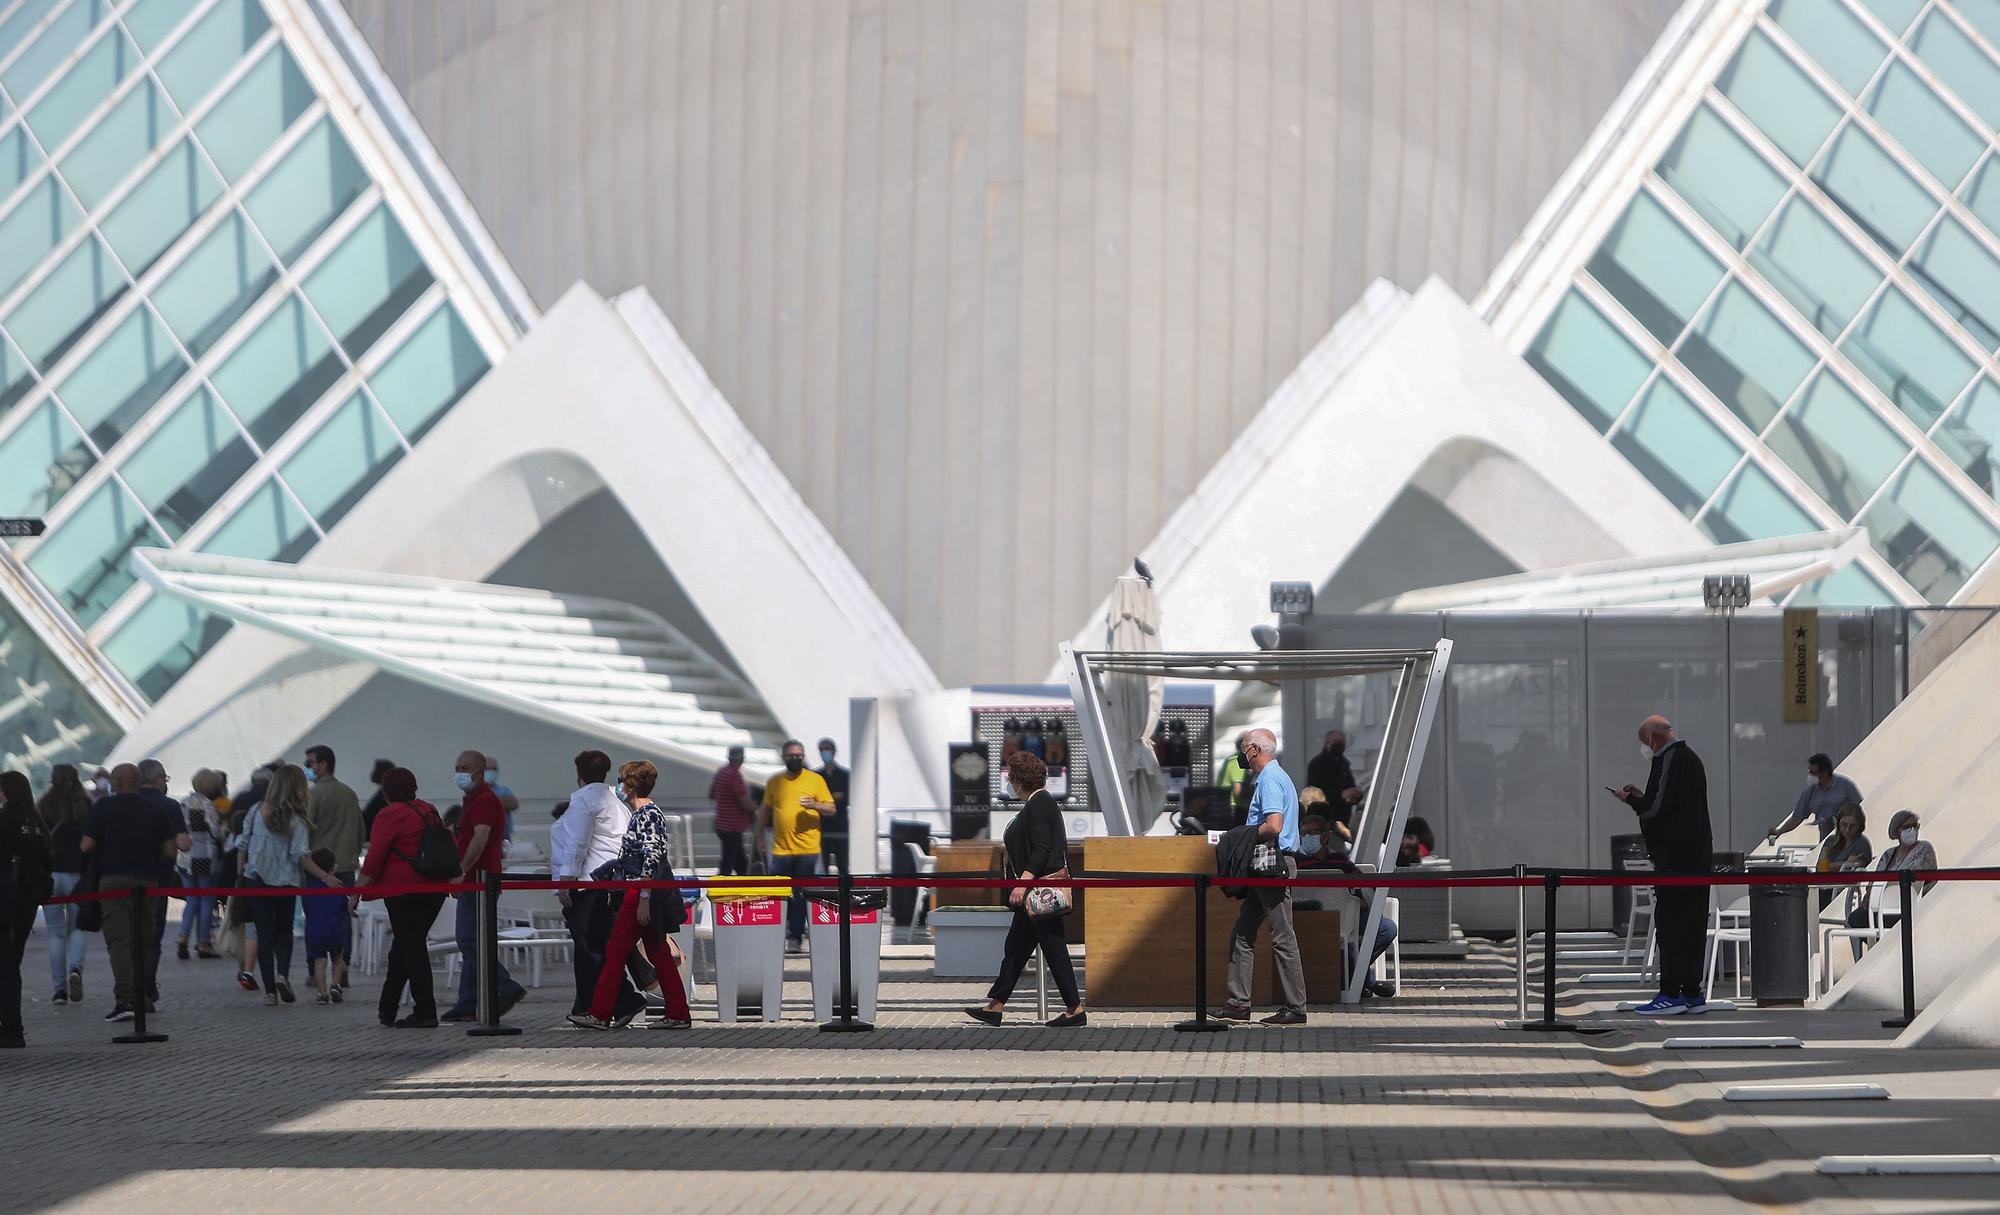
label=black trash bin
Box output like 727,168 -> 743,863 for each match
1748,866 -> 1812,1005
1610,834 -> 1648,931
888,820 -> 931,926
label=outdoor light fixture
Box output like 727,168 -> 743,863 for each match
1269,580 -> 1314,616
1702,574 -> 1752,610
1249,624 -> 1281,651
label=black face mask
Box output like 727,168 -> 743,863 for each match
785,758 -> 804,775
1326,742 -> 1345,758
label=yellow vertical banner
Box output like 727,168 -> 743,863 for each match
1782,608 -> 1820,722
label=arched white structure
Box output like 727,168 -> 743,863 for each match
325,0 -> 1685,681
1062,277 -> 1714,663
118,283 -> 940,783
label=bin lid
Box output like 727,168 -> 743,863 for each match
807,889 -> 890,912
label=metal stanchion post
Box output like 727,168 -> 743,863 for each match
1514,864 -> 1528,1024
1882,869 -> 1918,1030
1176,875 -> 1228,1033
112,885 -> 166,1045
468,872 -> 520,1037
1519,872 -> 1582,1032
820,869 -> 873,1032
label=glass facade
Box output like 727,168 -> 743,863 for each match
1527,0 -> 2000,607
0,0 -> 494,769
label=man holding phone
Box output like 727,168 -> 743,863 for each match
1612,715 -> 1712,1016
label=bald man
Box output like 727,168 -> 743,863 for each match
81,764 -> 181,1021
1615,716 -> 1713,1015
442,750 -> 525,1022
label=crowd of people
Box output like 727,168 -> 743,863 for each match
0,719 -> 1955,1046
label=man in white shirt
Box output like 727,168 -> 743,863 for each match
554,750 -> 638,1019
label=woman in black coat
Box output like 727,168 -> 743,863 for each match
966,751 -> 1085,1027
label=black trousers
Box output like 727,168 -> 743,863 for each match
379,892 -> 447,1022
564,891 -> 651,1017
821,832 -> 848,876
246,884 -> 296,994
715,830 -> 749,876
1650,845 -> 1711,999
986,908 -> 1080,1009
2,911 -> 33,1035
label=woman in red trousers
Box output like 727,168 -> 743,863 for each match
568,760 -> 690,1029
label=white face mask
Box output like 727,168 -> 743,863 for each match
1300,833 -> 1321,852
1639,743 -> 1656,764
1899,826 -> 1919,846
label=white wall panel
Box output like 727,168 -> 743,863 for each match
338,0 -> 1682,682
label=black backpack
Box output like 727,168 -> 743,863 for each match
4,815 -> 54,916
398,805 -> 461,880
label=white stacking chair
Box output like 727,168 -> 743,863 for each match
1704,901 -> 1752,998
1371,895 -> 1403,991
900,840 -> 935,925
1821,876 -> 1899,996
1620,859 -> 1655,967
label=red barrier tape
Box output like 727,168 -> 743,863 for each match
43,866 -> 2000,904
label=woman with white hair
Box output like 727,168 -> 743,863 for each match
1844,809 -> 1936,960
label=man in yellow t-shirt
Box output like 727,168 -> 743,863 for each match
757,738 -> 836,951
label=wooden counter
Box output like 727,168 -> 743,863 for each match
929,839 -> 1089,939
1082,837 -> 1342,1008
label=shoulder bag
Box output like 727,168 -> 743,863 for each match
1022,868 -> 1073,919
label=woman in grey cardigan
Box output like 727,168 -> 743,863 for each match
965,751 -> 1085,1027
1845,808 -> 1937,960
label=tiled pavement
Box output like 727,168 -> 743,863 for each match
6,922 -> 1998,1214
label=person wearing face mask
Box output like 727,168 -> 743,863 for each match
1306,731 -> 1360,810
483,755 -> 520,846
1845,809 -> 1936,960
815,738 -> 850,876
1614,715 -> 1713,1016
757,740 -> 836,953
441,750 -> 525,1022
1219,732 -> 1252,819
1764,753 -> 1863,844
303,744 -> 363,996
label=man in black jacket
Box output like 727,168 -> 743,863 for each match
1616,715 -> 1713,1015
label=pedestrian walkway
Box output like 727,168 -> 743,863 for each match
6,929 -> 1996,1213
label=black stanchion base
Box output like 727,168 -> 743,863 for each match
819,1020 -> 875,1033
1881,1017 -> 1912,1029
1511,1020 -> 1614,1035
466,1025 -> 523,1037
112,1032 -> 168,1044
1174,1018 -> 1230,1033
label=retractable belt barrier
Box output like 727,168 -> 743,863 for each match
52,865 -> 2000,1042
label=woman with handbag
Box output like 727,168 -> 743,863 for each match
239,765 -> 341,1005
966,751 -> 1085,1027
568,761 -> 692,1031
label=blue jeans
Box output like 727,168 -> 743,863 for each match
178,870 -> 215,947
44,872 -> 87,991
452,891 -> 524,1013
770,853 -> 819,939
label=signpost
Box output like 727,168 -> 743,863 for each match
0,518 -> 46,538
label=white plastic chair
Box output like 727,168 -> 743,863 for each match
1620,859 -> 1655,966
1821,876 -> 1900,996
1371,895 -> 1402,990
1704,901 -> 1752,998
900,840 -> 935,924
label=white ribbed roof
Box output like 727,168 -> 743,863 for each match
1363,530 -> 1871,613
132,549 -> 784,775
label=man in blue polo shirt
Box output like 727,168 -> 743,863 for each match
1217,728 -> 1308,1025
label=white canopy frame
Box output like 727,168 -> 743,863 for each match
1062,642 -> 1453,1004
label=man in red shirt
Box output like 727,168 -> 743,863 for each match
442,749 -> 525,1022
708,746 -> 755,876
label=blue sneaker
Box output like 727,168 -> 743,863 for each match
1632,994 -> 1687,1016
1682,993 -> 1708,1015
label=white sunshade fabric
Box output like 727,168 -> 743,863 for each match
1103,576 -> 1167,830
130,548 -> 786,776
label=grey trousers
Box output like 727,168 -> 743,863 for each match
1226,857 -> 1307,1012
